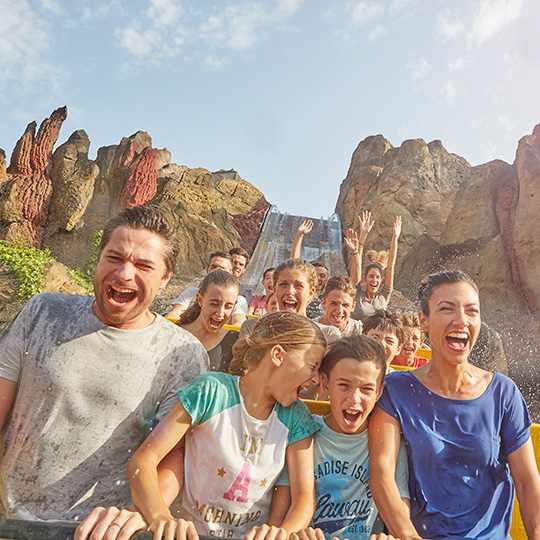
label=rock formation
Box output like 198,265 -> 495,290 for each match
0,108 -> 269,278
1,107 -> 67,245
335,126 -> 540,316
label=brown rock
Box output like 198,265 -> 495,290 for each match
512,124 -> 540,313
42,261 -> 88,295
2,107 -> 68,245
47,130 -> 100,232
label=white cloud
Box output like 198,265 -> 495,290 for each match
368,25 -> 386,41
347,1 -> 384,25
498,115 -> 517,132
39,0 -> 61,14
274,0 -> 302,18
407,58 -> 430,79
471,0 -> 522,45
116,1 -> 301,61
440,81 -> 456,105
390,0 -> 416,14
438,10 -> 465,39
146,0 -> 182,28
0,0 -> 53,86
205,55 -> 231,70
448,58 -> 467,70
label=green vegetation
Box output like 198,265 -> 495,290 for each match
0,239 -> 96,301
0,241 -> 54,300
78,230 -> 103,286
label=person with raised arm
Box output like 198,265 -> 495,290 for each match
369,271 -> 540,540
351,215 -> 401,322
290,220 -> 328,320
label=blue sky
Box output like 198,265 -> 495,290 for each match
1,0 -> 539,217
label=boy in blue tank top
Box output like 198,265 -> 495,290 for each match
271,335 -> 409,540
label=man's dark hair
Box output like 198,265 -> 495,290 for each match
320,335 -> 387,387
311,261 -> 328,271
98,206 -> 180,276
229,247 -> 250,264
208,251 -> 233,267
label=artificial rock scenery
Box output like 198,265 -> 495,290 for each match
0,106 -> 539,320
0,107 -> 269,278
335,128 -> 540,316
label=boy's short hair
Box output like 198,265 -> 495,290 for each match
208,251 -> 233,266
263,267 -> 275,280
323,276 -> 356,299
362,310 -> 406,345
229,247 -> 250,264
320,335 -> 387,387
401,311 -> 425,341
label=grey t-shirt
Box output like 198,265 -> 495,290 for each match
351,284 -> 393,321
0,292 -> 208,521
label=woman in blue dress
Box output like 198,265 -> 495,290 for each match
368,271 -> 540,540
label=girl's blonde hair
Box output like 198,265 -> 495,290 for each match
176,269 -> 239,326
272,258 -> 318,293
229,311 -> 326,376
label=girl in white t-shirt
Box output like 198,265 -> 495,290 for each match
127,311 -> 326,540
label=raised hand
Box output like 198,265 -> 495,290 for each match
358,211 -> 375,239
74,506 -> 147,540
393,215 -> 402,239
345,228 -> 359,253
297,219 -> 314,236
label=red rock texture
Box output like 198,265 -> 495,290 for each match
5,107 -> 67,244
119,146 -> 160,209
231,203 -> 270,254
495,175 -> 537,313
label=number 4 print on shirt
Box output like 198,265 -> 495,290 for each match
223,462 -> 251,503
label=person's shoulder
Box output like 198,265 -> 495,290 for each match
315,321 -> 340,343
23,292 -> 92,318
384,369 -> 414,388
486,371 -> 521,397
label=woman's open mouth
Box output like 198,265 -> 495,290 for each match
446,332 -> 469,351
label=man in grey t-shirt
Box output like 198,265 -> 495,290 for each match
0,206 -> 208,522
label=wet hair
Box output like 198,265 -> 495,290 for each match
176,269 -> 239,326
208,251 -> 233,268
229,247 -> 250,265
320,335 -> 387,387
364,262 -> 383,278
362,310 -> 406,345
263,267 -> 275,280
229,311 -> 326,376
418,271 -> 479,316
401,311 -> 425,341
273,258 -> 318,293
323,276 -> 357,299
99,205 -> 180,276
